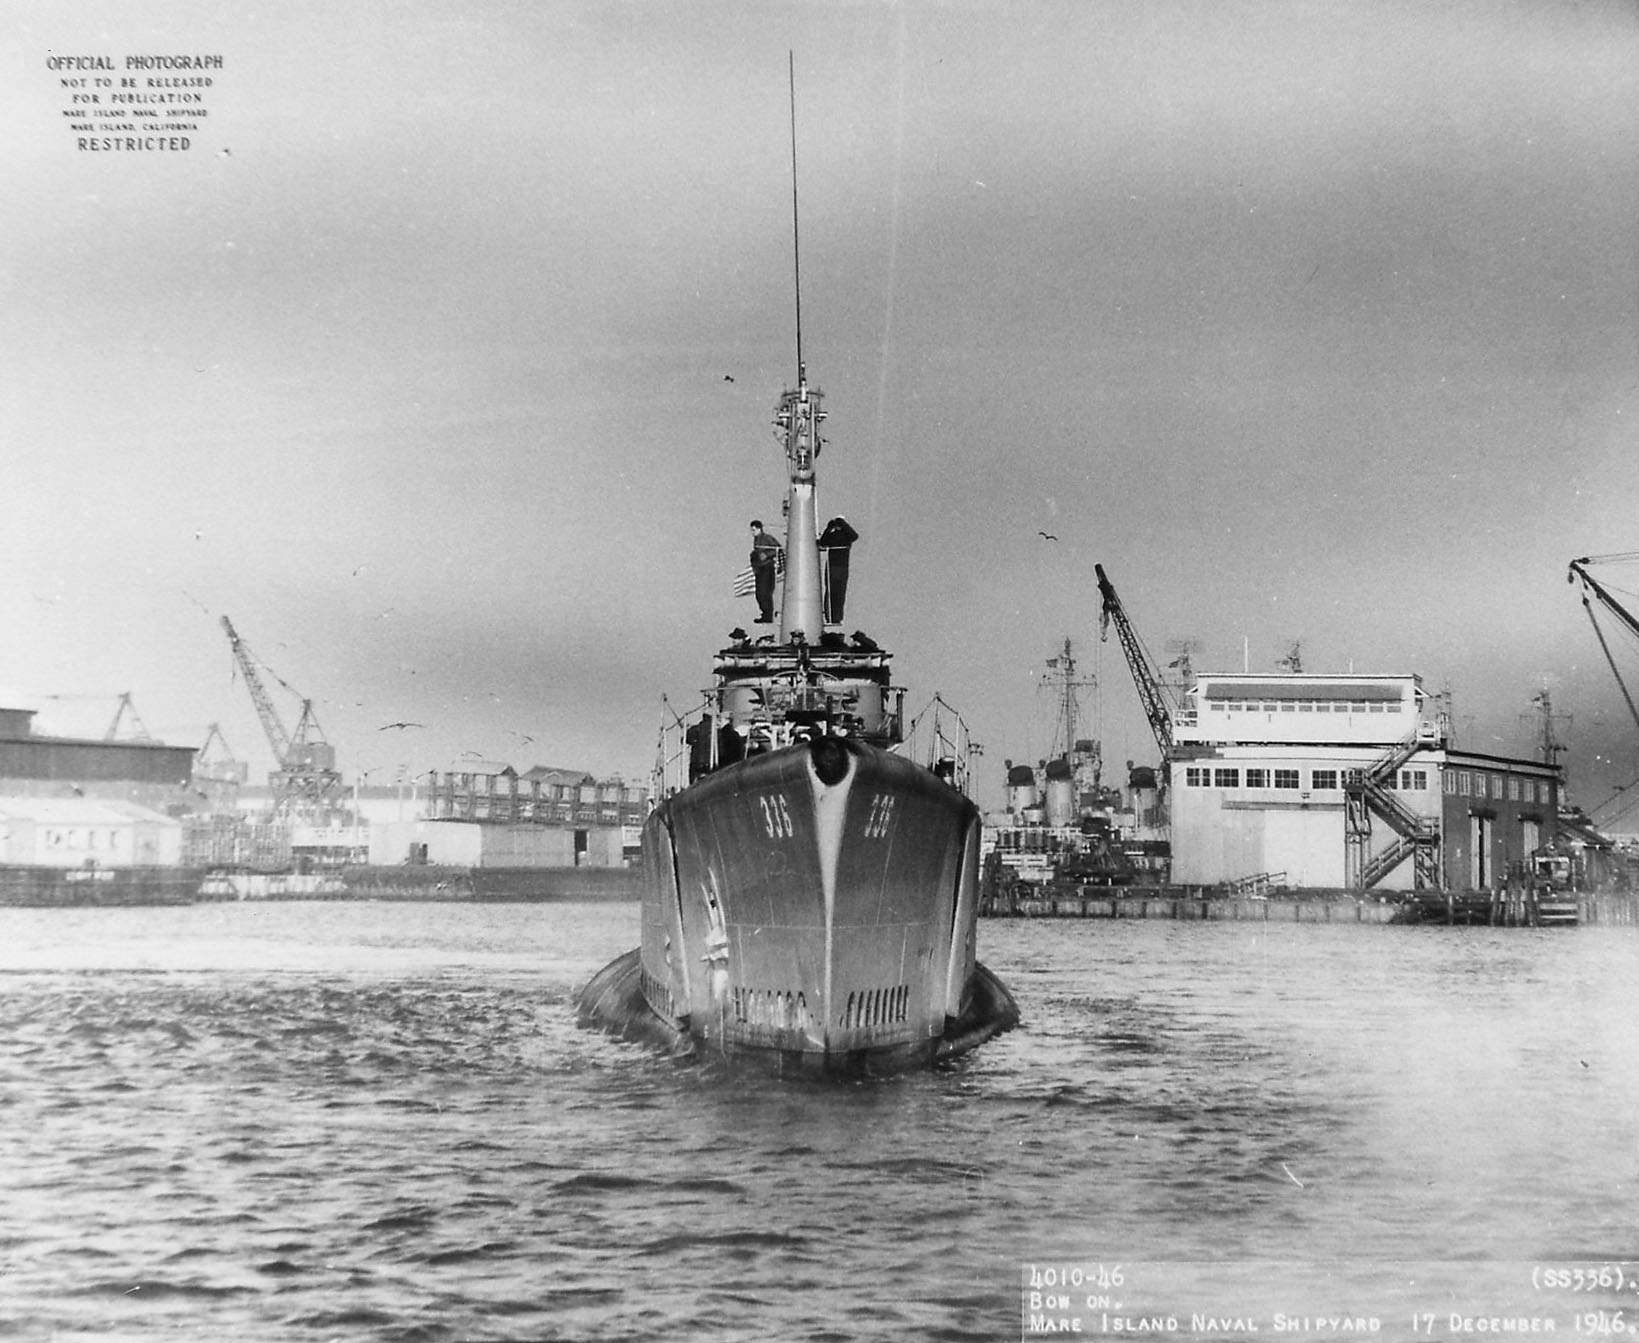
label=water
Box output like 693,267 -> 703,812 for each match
3,902 -> 1637,1341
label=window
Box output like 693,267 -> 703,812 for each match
1214,768 -> 1240,788
1185,767 -> 1208,787
1273,769 -> 1300,789
1261,702 -> 1279,712
1298,702 -> 1314,712
1368,703 -> 1385,713
1314,702 -> 1332,712
1508,777 -> 1520,801
1350,702 -> 1368,713
1401,769 -> 1427,792
1311,769 -> 1339,790
1445,772 -> 1457,795
1538,781 -> 1550,804
1245,768 -> 1269,788
1458,772 -> 1471,796
1280,702 -> 1297,712
1490,775 -> 1503,799
1226,701 -> 1245,712
1345,769 -> 1364,786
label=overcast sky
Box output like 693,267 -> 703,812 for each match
5,1 -> 1637,816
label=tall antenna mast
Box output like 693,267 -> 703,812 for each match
789,50 -> 804,381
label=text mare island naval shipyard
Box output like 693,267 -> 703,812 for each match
578,73 -> 1017,1074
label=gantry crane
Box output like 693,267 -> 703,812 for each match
1569,555 -> 1639,742
104,692 -> 155,743
1095,563 -> 1175,760
220,615 -> 343,817
193,722 -> 249,786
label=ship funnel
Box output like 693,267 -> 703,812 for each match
1005,762 -> 1038,817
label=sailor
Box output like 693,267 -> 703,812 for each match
818,515 -> 859,624
749,520 -> 781,624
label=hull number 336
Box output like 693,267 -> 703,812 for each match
864,793 -> 897,839
758,793 -> 794,839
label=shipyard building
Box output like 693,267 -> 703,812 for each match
364,764 -> 646,869
0,702 -> 645,881
0,705 -> 204,900
224,763 -> 647,870
1168,673 -> 1560,892
0,706 -> 196,867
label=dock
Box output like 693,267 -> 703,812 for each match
982,886 -> 1639,926
1395,889 -> 1639,927
983,887 -> 1399,923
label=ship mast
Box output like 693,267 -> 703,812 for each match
1042,637 -> 1094,760
775,53 -> 826,645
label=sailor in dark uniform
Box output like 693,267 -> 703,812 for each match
818,515 -> 858,624
749,520 -> 781,624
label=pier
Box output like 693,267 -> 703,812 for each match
1395,889 -> 1639,927
983,887 -> 1399,923
982,886 -> 1639,926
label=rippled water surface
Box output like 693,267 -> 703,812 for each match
3,901 -> 1636,1340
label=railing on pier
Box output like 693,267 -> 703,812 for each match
1224,871 -> 1287,897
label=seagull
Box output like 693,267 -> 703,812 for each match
1038,530 -> 1058,541
378,721 -> 423,731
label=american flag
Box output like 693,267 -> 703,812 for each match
732,550 -> 784,597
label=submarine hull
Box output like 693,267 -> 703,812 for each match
578,737 -> 1018,1073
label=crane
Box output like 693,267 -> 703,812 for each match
1095,563 -> 1174,760
220,615 -> 343,817
1568,555 -> 1639,742
104,692 -> 155,743
193,722 -> 249,785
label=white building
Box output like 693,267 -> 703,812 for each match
0,797 -> 182,868
367,817 -> 632,868
1168,673 -> 1559,892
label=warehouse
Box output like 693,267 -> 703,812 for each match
0,706 -> 198,813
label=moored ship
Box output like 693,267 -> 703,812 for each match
578,92 -> 1016,1070
979,641 -> 1171,914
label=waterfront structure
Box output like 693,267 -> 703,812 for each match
0,705 -> 200,901
0,796 -> 181,867
1167,672 -> 1560,892
424,764 -> 645,828
369,815 -> 634,870
0,706 -> 199,815
226,764 -> 647,869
